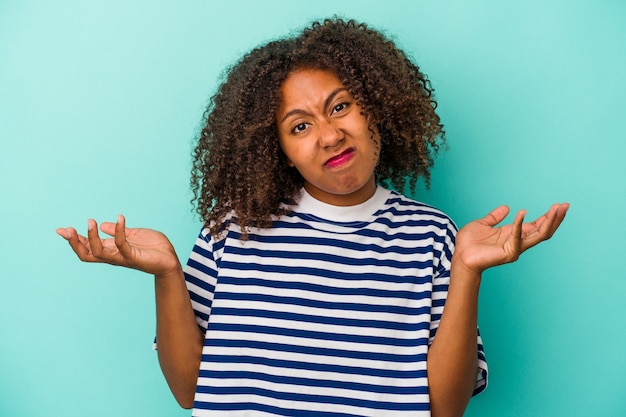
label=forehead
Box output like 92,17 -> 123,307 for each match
278,69 -> 347,110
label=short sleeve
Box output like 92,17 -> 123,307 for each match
429,216 -> 489,396
183,228 -> 223,334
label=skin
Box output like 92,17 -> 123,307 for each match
56,68 -> 569,415
276,69 -> 381,206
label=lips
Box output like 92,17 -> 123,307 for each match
324,148 -> 355,168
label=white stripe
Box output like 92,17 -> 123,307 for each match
220,268 -> 435,293
227,253 -> 435,278
199,361 -> 427,388
214,296 -> 431,325
205,330 -> 429,357
193,393 -> 430,417
197,377 -> 430,404
201,344 -> 428,371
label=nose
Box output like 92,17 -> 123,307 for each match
318,118 -> 343,148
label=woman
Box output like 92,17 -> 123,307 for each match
57,18 -> 568,417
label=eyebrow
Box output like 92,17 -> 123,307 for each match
279,87 -> 348,123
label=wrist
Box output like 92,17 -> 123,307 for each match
155,262 -> 183,283
450,259 -> 482,289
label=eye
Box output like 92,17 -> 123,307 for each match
331,102 -> 349,114
292,122 -> 309,134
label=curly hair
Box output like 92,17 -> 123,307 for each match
191,18 -> 445,238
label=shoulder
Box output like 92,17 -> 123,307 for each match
379,189 -> 458,232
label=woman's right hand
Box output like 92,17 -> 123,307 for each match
56,214 -> 181,277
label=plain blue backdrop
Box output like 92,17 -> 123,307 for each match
1,1 -> 625,416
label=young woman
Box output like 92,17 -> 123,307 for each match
57,18 -> 568,417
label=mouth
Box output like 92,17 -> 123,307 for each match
324,148 -> 355,168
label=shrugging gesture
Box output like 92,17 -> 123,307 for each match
428,202 -> 569,417
454,203 -> 570,275
56,215 -> 181,277
55,17 -> 573,417
57,216 -> 201,408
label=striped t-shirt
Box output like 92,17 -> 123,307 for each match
184,186 -> 488,416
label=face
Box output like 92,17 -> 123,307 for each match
276,69 -> 380,206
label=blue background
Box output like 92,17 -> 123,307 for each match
1,1 -> 625,416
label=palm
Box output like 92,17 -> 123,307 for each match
454,203 -> 569,274
57,215 -> 180,276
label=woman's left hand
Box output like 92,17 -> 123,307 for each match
453,203 -> 569,275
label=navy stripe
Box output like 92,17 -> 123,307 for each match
219,262 -> 430,285
209,308 -> 431,334
208,322 -> 430,347
203,339 -> 428,363
214,291 -> 431,316
198,370 -> 428,395
186,258 -> 217,281
216,276 -> 433,300
193,401 -> 367,417
185,273 -> 216,294
190,242 -> 215,264
244,231 -> 444,255
228,245 -> 436,271
199,355 -> 428,380
189,291 -> 212,312
195,386 -> 430,411
279,213 -> 452,234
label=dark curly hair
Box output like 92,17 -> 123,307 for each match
191,18 -> 445,238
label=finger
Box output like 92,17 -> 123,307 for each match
481,205 -> 510,227
506,209 -> 526,258
550,203 -> 570,233
533,203 -> 562,236
114,214 -> 133,258
87,219 -> 106,258
99,221 -> 117,237
520,203 -> 567,250
63,227 -> 97,262
535,203 -> 569,241
56,227 -> 71,240
512,209 -> 526,239
542,203 -> 563,235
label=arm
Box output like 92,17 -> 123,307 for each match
427,203 -> 569,417
57,215 -> 203,408
427,265 -> 480,417
154,267 -> 204,409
